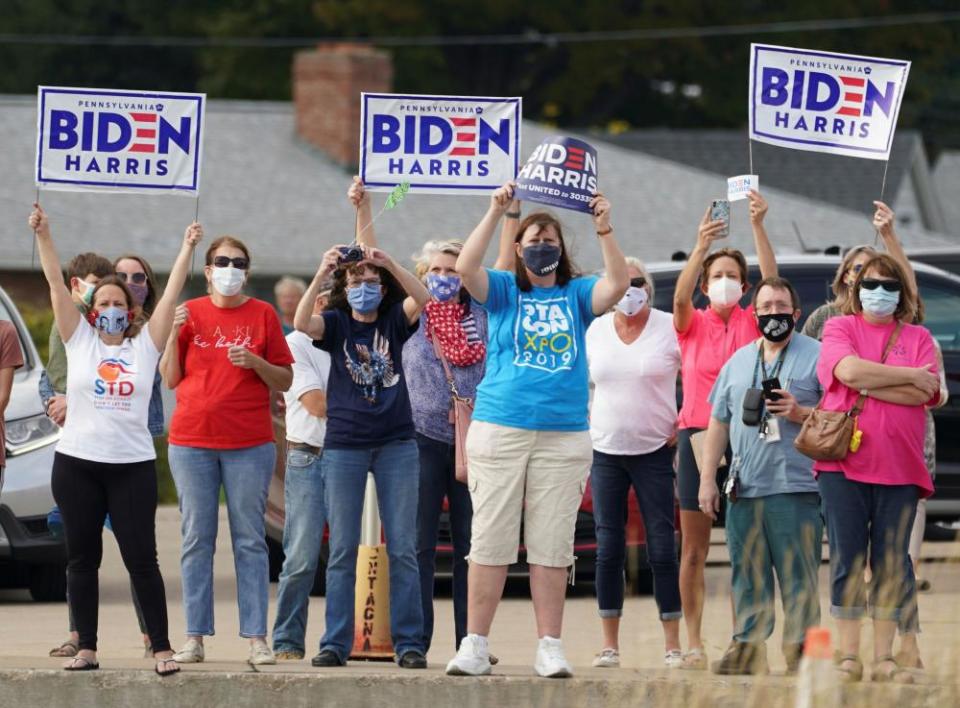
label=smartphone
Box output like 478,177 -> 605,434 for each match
710,199 -> 730,238
762,377 -> 782,401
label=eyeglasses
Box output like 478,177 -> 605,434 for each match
116,271 -> 147,285
861,278 -> 902,292
629,277 -> 646,289
212,256 -> 250,270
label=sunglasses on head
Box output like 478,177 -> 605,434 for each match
861,278 -> 902,292
629,277 -> 646,289
212,256 -> 250,270
116,271 -> 147,285
849,263 -> 864,274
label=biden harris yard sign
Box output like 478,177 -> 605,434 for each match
749,44 -> 910,161
514,136 -> 598,214
36,86 -> 205,195
360,93 -> 521,194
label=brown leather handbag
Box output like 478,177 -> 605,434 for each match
430,331 -> 474,484
794,322 -> 902,461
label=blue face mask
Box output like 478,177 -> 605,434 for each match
347,282 -> 383,314
522,243 -> 562,277
859,287 -> 900,317
93,307 -> 129,335
426,273 -> 461,302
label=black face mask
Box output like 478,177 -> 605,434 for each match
522,243 -> 562,277
757,313 -> 795,342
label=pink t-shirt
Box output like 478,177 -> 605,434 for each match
814,315 -> 937,497
677,305 -> 759,430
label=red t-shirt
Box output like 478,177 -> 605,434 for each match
169,297 -> 294,449
0,320 -> 25,468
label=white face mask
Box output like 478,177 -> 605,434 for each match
707,276 -> 742,307
211,266 -> 245,297
615,286 -> 649,317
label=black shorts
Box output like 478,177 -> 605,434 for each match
676,427 -> 731,514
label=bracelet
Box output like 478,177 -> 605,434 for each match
505,211 -> 521,219
596,226 -> 614,236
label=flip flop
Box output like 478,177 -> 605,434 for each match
50,640 -> 79,658
155,658 -> 181,677
64,656 -> 99,671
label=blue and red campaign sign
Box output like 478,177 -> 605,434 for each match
514,136 -> 598,213
360,93 -> 521,195
749,44 -> 910,161
36,86 -> 206,195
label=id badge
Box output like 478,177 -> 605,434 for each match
763,417 -> 781,444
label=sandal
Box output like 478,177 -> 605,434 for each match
871,655 -> 915,684
680,647 -> 708,670
63,656 -> 99,671
155,658 -> 181,677
49,639 -> 79,658
836,654 -> 863,683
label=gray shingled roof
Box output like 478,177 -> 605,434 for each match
934,151 -> 960,237
0,95 -> 953,279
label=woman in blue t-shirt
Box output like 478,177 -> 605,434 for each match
295,242 -> 431,669
445,181 -> 629,678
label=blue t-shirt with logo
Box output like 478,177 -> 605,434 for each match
473,268 -> 598,431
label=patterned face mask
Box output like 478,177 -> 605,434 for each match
426,273 -> 461,302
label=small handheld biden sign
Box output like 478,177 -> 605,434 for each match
749,44 -> 910,161
36,86 -> 205,196
514,137 -> 598,214
360,93 -> 521,195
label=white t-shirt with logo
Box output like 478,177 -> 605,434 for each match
284,331 -> 330,448
586,308 -> 681,455
57,320 -> 161,463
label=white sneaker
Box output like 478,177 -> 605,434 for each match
592,648 -> 620,668
446,634 -> 492,676
172,638 -> 204,664
248,639 -> 276,665
664,649 -> 683,668
535,636 -> 573,678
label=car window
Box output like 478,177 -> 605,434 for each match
918,277 -> 960,352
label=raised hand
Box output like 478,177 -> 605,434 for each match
28,203 -> 50,238
747,190 -> 768,225
590,192 -> 612,233
490,181 -> 516,214
696,206 -> 727,250
348,176 -> 369,209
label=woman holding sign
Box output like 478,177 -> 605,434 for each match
673,190 -> 776,670
445,181 -> 628,678
28,205 -> 200,676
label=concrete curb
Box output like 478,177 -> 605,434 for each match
2,667 -> 957,708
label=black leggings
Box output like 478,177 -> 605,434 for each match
51,452 -> 171,653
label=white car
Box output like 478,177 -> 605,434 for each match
0,285 -> 64,601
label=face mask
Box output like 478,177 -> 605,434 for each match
707,276 -> 742,307
76,278 -> 95,306
757,313 -> 795,343
127,282 -> 149,307
91,307 -> 129,335
615,286 -> 649,317
521,243 -> 562,277
859,287 -> 900,317
211,266 -> 245,297
426,274 -> 461,302
347,282 -> 383,314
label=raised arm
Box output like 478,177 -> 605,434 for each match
674,207 -> 725,333
749,190 -> 777,279
295,247 -> 341,340
159,304 -> 188,388
873,201 -> 916,291
492,197 -> 521,271
150,223 -> 202,351
350,176 -> 376,248
588,193 -> 629,315
363,246 -> 430,325
457,181 -> 515,304
29,205 -> 80,343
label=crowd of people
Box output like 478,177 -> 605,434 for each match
16,177 -> 942,683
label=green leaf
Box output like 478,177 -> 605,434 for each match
385,181 -> 410,210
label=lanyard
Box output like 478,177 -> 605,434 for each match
753,339 -> 788,388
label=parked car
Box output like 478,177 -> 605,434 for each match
0,285 -> 65,601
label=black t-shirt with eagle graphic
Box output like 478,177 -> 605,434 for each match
314,303 -> 418,448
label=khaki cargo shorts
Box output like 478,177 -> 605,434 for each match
465,420 -> 592,568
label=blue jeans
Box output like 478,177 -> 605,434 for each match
272,448 -> 327,655
726,493 -> 822,646
818,472 -> 918,623
320,439 -> 424,661
169,442 -> 275,637
415,433 -> 472,653
591,447 -> 681,621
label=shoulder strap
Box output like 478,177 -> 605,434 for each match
428,324 -> 459,395
850,321 -> 904,416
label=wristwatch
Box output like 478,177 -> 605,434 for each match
596,225 -> 614,236
505,211 -> 521,219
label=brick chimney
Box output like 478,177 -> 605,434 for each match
293,43 -> 393,167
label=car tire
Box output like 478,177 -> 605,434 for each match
924,521 -> 959,542
27,562 -> 67,602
